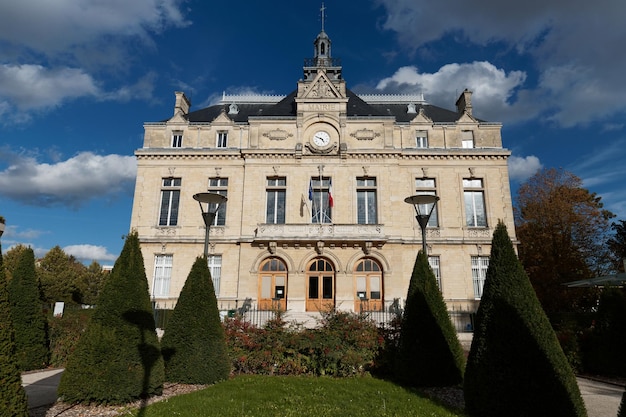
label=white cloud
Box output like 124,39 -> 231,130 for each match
0,0 -> 189,58
376,0 -> 626,127
0,151 -> 137,207
64,244 -> 117,263
374,62 -> 527,122
508,155 -> 542,182
0,64 -> 99,111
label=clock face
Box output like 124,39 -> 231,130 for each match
313,130 -> 331,147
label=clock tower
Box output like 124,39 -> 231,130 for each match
296,6 -> 347,153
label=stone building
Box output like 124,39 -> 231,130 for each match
130,25 -> 516,324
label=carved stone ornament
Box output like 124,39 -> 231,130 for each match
350,129 -> 380,141
304,143 -> 337,154
263,129 -> 293,141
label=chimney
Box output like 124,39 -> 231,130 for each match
174,91 -> 190,116
455,88 -> 473,116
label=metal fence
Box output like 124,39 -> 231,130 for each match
153,298 -> 476,333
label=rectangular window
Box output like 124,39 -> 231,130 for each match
153,254 -> 173,297
357,177 -> 377,224
416,131 -> 428,148
415,178 -> 439,227
463,178 -> 487,227
171,132 -> 183,148
158,178 -> 181,226
428,256 -> 441,289
310,177 -> 332,223
472,256 -> 490,298
216,131 -> 228,148
207,255 -> 222,296
266,177 -> 286,224
461,130 -> 474,148
208,178 -> 228,226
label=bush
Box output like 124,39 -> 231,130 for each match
464,221 -> 587,417
395,251 -> 465,386
8,247 -> 49,371
161,257 -> 230,384
58,232 -> 164,404
48,308 -> 93,368
224,309 -> 383,377
0,243 -> 29,416
583,288 -> 626,377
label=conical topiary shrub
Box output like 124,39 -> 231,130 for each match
395,250 -> 465,386
161,256 -> 230,384
0,243 -> 29,416
8,247 -> 49,371
618,389 -> 626,417
464,221 -> 587,417
58,232 -> 164,404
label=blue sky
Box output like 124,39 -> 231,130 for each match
1,0 -> 625,265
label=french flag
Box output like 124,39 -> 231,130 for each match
328,178 -> 334,208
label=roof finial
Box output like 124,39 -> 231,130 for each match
320,3 -> 326,32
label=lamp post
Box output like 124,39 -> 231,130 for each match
193,193 -> 227,258
404,194 -> 439,255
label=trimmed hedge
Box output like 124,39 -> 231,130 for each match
8,247 -> 49,371
0,244 -> 29,416
395,250 -> 465,386
58,232 -> 164,404
464,221 -> 587,417
161,257 -> 230,384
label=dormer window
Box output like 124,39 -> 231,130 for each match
461,130 -> 474,148
416,131 -> 428,148
229,103 -> 239,115
171,132 -> 183,148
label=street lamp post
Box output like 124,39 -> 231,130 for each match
404,194 -> 440,255
193,193 -> 227,258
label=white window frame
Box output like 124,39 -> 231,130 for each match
471,256 -> 490,299
461,130 -> 474,148
171,131 -> 183,148
266,177 -> 286,224
208,178 -> 228,226
153,254 -> 173,297
357,177 -> 377,225
428,256 -> 441,289
416,131 -> 428,148
463,178 -> 487,227
158,178 -> 181,226
415,178 -> 438,227
207,255 -> 222,296
216,131 -> 228,148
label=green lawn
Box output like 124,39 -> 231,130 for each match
131,375 -> 465,417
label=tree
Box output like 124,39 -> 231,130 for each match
2,244 -> 29,283
608,220 -> 626,272
464,221 -> 587,417
515,167 -> 614,314
395,250 -> 465,386
8,247 -> 49,371
58,232 -> 164,404
0,242 -> 29,416
38,246 -> 85,305
161,256 -> 230,384
618,389 -> 626,417
79,261 -> 108,305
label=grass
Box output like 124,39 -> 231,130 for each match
130,375 -> 465,417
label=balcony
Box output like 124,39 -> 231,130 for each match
254,223 -> 387,253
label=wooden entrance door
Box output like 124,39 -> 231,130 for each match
306,258 -> 335,312
354,258 -> 383,312
258,258 -> 287,310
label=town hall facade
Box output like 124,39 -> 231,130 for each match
130,25 -> 517,325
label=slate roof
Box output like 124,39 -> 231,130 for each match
185,88 -> 469,124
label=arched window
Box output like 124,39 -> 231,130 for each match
354,258 -> 383,311
258,257 -> 287,310
306,258 -> 335,312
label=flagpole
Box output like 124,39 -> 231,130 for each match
318,165 -> 324,223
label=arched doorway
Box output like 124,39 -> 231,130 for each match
306,258 -> 335,312
354,258 -> 383,311
258,257 -> 287,310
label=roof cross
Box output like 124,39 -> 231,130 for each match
320,3 -> 326,32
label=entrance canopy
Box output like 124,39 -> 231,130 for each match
564,272 -> 626,288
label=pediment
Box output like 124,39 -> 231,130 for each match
211,109 -> 233,125
409,107 -> 433,124
456,111 -> 478,124
168,111 -> 188,124
301,72 -> 343,100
